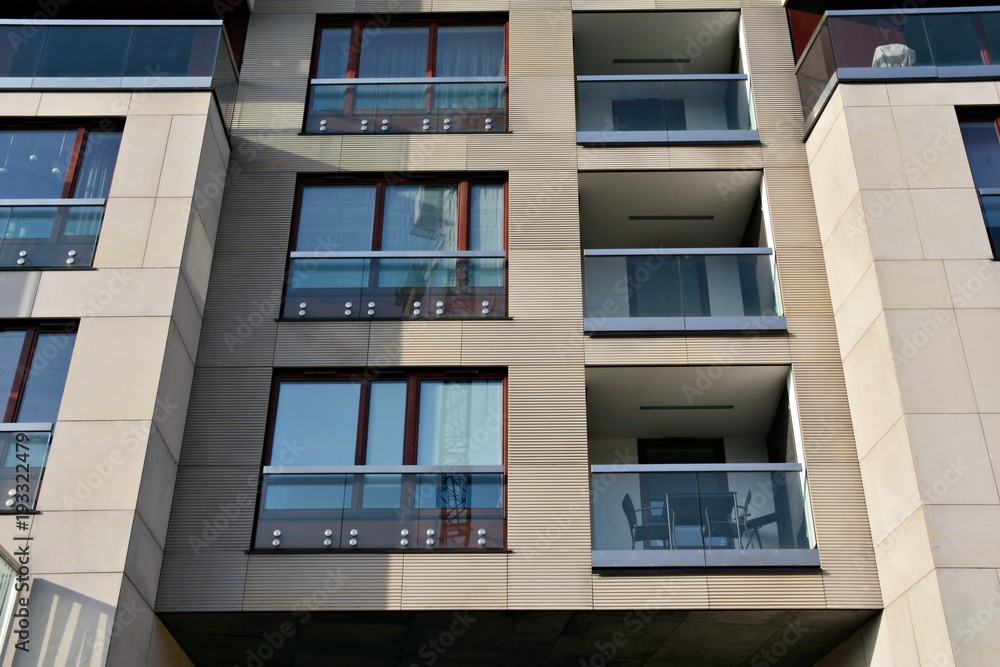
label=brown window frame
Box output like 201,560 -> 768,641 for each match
283,173 -> 508,320
305,14 -> 509,134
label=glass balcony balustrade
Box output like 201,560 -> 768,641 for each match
255,469 -> 504,550
0,426 -> 52,512
796,8 -> 1000,123
305,80 -> 507,134
576,76 -> 757,144
583,249 -> 784,334
284,252 -> 506,319
0,21 -> 239,127
590,465 -> 817,568
0,202 -> 104,269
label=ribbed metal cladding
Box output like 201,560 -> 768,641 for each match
156,552 -> 249,611
508,170 -> 580,250
164,465 -> 261,551
585,338 -> 688,365
741,3 -> 880,610
573,0 -> 656,10
230,135 -> 344,172
468,133 -> 578,171
400,554 -> 508,608
510,77 -> 577,132
707,574 -> 826,609
243,554 -> 405,610
255,0 -> 358,12
367,321 -> 463,366
340,135 -> 468,172
593,575 -> 710,610
508,552 -> 594,608
274,321 -> 371,366
178,367 -> 273,466
509,9 -> 575,78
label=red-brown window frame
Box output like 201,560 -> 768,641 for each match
1,321 -> 77,424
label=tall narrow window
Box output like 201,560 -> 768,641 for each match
284,175 -> 506,320
959,112 -> 1000,257
305,16 -> 507,134
0,322 -> 77,511
0,125 -> 122,269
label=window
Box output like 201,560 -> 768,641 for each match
305,15 -> 507,134
0,125 -> 123,269
284,174 -> 507,319
959,111 -> 1000,258
254,369 -> 505,550
0,322 -> 77,511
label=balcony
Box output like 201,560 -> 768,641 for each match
0,424 -> 52,512
305,79 -> 507,134
283,251 -> 506,320
580,171 -> 785,335
0,201 -> 105,269
586,365 -> 818,569
573,11 -> 757,145
0,20 -> 239,127
796,8 -> 1000,125
254,468 -> 504,551
576,76 -> 756,144
584,249 -> 782,334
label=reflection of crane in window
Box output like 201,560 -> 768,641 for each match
437,382 -> 473,547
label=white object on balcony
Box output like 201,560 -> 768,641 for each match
872,44 -> 917,67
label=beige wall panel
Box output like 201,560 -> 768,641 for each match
891,106 -> 974,190
685,336 -> 792,365
936,569 -> 1000,667
834,266 -> 883,361
574,0 -> 655,9
95,197 -> 156,269
805,90 -> 844,164
507,552 -> 593,608
179,367 -> 272,466
434,0 -> 508,10
367,320 -> 463,366
509,76 -> 576,133
593,575 -> 710,609
508,170 -> 580,250
886,81 -> 1000,107
37,92 -> 132,117
30,510 -> 135,575
109,115 -> 172,199
156,551 -> 248,611
461,321 -> 583,366
275,322 -> 371,366
254,0 -> 356,12
400,555 -> 507,608
138,425 -> 181,545
128,92 -> 212,117
31,268 -> 180,319
0,272 -> 39,318
158,115 -> 211,199
340,135 -> 468,172
468,133 -> 577,171
356,0 -> 432,11
666,145 -> 764,170
577,147 -> 672,171
231,135 -> 343,172
107,578 -> 156,667
0,92 -> 40,115
924,505 -> 1000,569
243,555 -> 404,610
509,9 -> 573,78
151,322 -> 197,455
807,112 -> 861,240
173,272 -> 204,362
506,249 -> 582,319
584,338 -> 688,365
163,465 -> 260,551
707,573 -> 826,609
507,366 -> 588,465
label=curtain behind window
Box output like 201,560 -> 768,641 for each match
358,27 -> 429,77
296,186 -> 376,251
316,28 -> 351,78
381,185 -> 458,251
435,26 -> 504,77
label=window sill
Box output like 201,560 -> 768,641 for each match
577,130 -> 760,146
591,548 -> 819,569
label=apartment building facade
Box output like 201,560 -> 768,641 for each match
0,0 -> 994,665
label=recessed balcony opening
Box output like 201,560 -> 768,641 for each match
587,365 -> 818,568
573,11 -> 758,144
580,171 -> 785,335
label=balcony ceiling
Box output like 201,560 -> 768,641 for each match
586,365 -> 788,439
164,609 -> 876,666
573,11 -> 740,76
579,171 -> 763,249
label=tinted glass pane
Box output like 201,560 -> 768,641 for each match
469,185 -> 503,251
358,26 -> 428,78
61,206 -> 104,238
3,207 -> 56,239
923,14 -> 982,67
960,121 -> 1000,189
0,25 -> 44,77
16,333 -> 75,423
297,186 -> 376,251
365,381 -> 406,465
417,380 -> 502,465
73,132 -> 122,199
36,26 -> 132,77
436,26 -> 504,77
261,475 -> 350,510
316,28 -> 351,78
0,130 -> 77,199
270,382 -> 360,466
125,26 -> 219,78
361,474 -> 402,509
382,185 -> 458,251
0,331 -> 26,415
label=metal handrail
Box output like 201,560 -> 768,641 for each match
264,465 -> 503,475
591,463 -> 803,473
584,248 -> 772,257
290,250 -> 505,259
